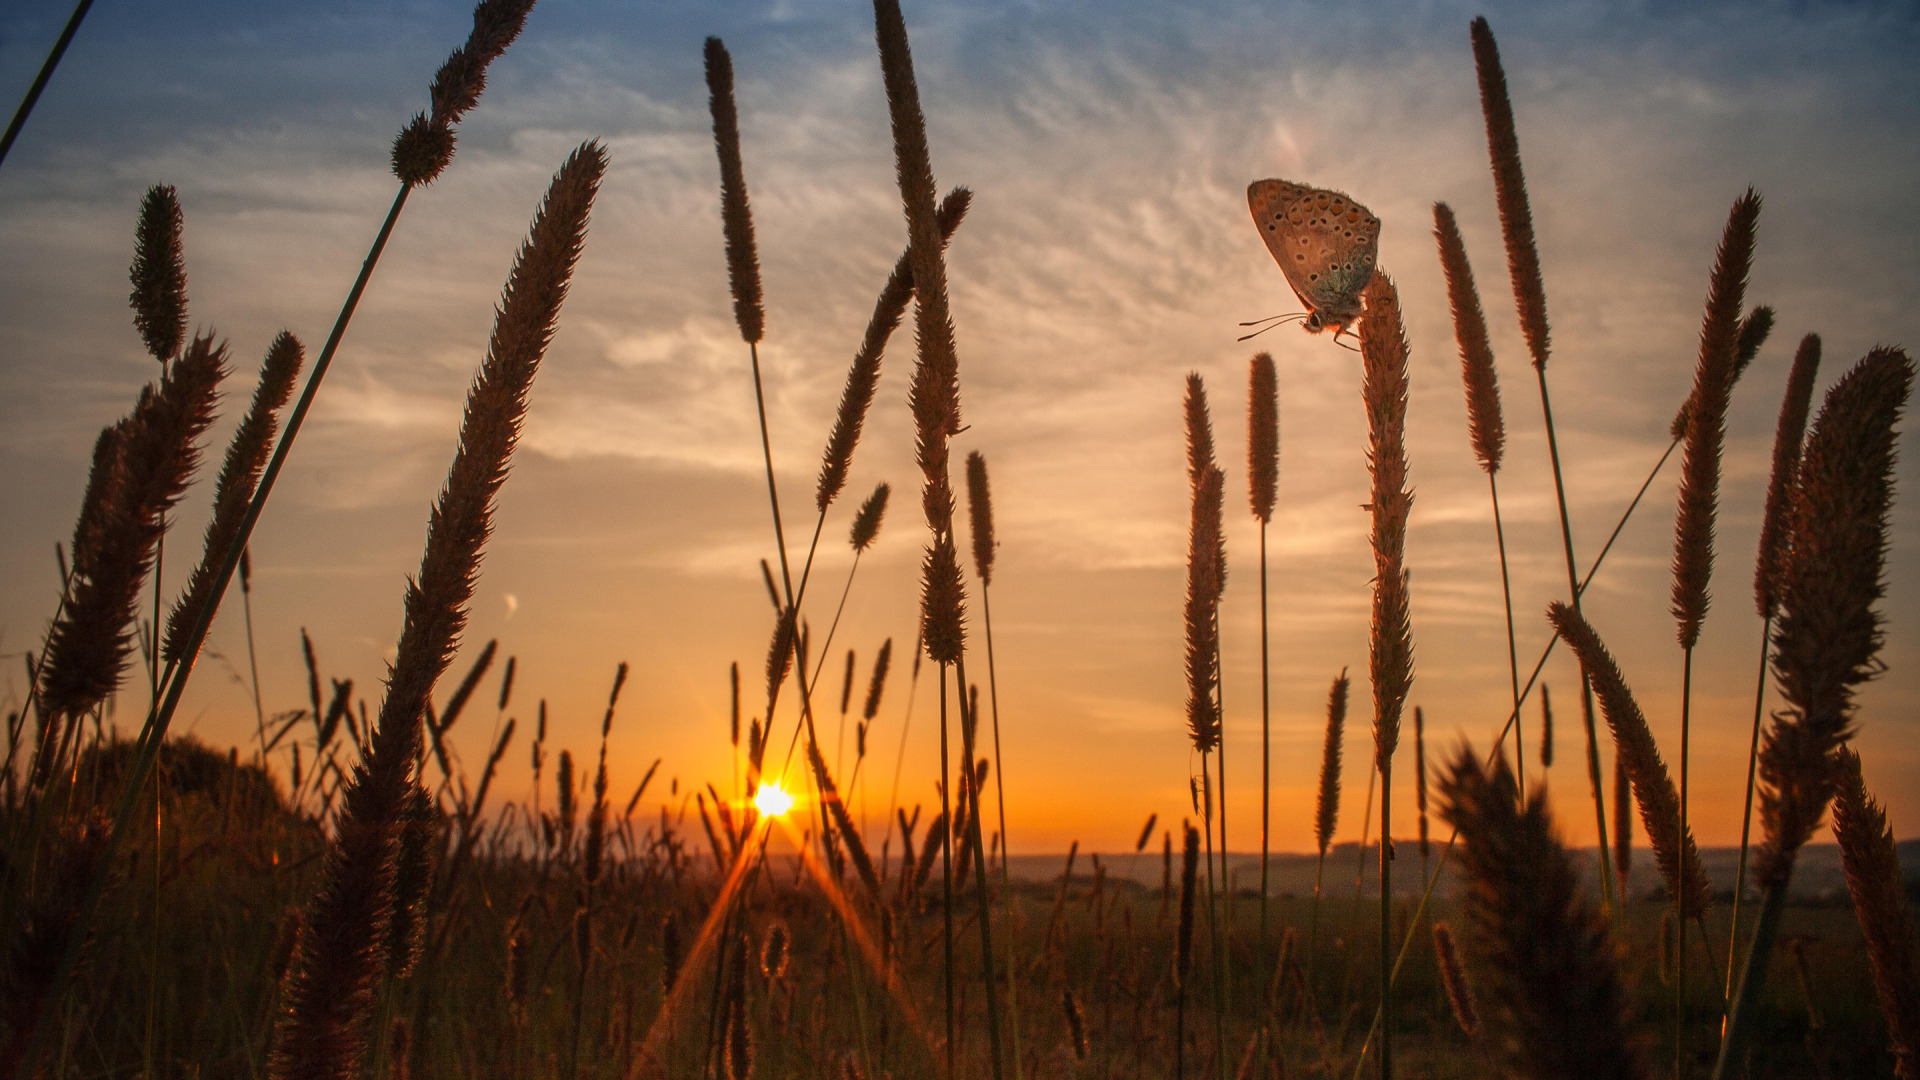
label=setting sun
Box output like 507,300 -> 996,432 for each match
754,783 -> 795,819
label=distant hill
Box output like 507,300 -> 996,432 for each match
1000,840 -> 1920,903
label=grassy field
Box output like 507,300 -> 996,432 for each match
13,745 -> 1904,1078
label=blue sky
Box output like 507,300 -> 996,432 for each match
2,0 -> 1916,851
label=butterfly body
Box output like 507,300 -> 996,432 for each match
1248,179 -> 1380,338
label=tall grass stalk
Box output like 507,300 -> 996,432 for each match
129,192 -> 183,717
1176,822 -> 1200,1080
1438,749 -> 1646,1079
38,335 -> 222,768
569,662 -> 626,1080
938,667 -> 958,1074
0,0 -> 95,170
953,664 -> 1004,1080
1432,203 -> 1517,799
781,188 -> 971,784
1715,346 -> 1911,1079
1247,352 -> 1279,960
1727,332 -> 1820,1001
1831,749 -> 1920,1079
1469,17 -> 1614,910
886,641 -> 924,849
1181,373 -> 1228,1080
792,187 -> 970,680
164,332 -> 304,671
807,485 -> 892,691
872,1 -> 1007,1073
966,450 -> 1023,1078
238,550 -> 268,758
1549,604 -> 1711,922
1344,760 -> 1377,1010
1200,750 -> 1226,1080
270,139 -> 603,1080
1668,188 -> 1761,1070
1415,707 -> 1429,885
704,40 -> 881,1075
1308,670 -> 1348,975
704,35 -> 792,612
1359,271 -> 1415,1080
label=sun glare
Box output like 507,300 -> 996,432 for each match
754,783 -> 794,818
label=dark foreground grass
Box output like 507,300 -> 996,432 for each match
12,739 -> 1901,1080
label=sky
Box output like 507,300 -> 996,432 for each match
1,0 -> 1916,858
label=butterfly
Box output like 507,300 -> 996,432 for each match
1245,179 -> 1380,342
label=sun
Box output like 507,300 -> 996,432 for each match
754,783 -> 794,818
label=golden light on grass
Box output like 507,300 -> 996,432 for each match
753,782 -> 795,819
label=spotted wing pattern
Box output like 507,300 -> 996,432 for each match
1248,179 -> 1381,332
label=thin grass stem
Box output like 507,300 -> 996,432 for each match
979,582 -> 1022,1078
1257,522 -> 1271,960
1724,616 -> 1770,1016
1534,368 -> 1616,915
1490,475 -> 1520,800
240,553 -> 267,760
0,0 -> 94,171
1201,752 -> 1227,1080
939,664 -> 957,1079
1345,760 -> 1378,1016
953,651 -> 1006,1080
1379,760 -> 1392,1079
1678,646 -> 1695,1074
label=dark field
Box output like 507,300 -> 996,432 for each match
11,739 -> 1909,1078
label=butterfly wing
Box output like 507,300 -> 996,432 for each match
1248,180 -> 1381,326
1249,179 -> 1319,309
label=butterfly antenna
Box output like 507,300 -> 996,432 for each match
1237,312 -> 1307,342
1239,313 -> 1307,328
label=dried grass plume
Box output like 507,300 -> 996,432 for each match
817,187 -> 971,511
1548,602 -> 1711,915
129,184 -> 187,363
966,450 -> 996,588
1315,669 -> 1349,857
704,37 -> 764,345
1438,747 -> 1646,1079
1360,272 -> 1414,769
270,141 -> 604,1080
1433,202 -> 1505,473
1469,18 -> 1550,370
1830,748 -> 1920,1079
1670,190 -> 1761,649
164,331 -> 304,665
41,335 -> 226,725
1757,346 -> 1912,890
1247,351 -> 1279,521
1754,334 -> 1822,620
